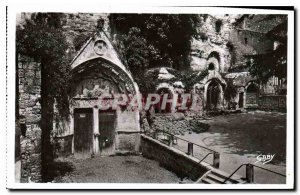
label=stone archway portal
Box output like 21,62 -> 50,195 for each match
207,80 -> 221,110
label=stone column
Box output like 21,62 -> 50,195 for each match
93,107 -> 99,154
18,56 -> 42,183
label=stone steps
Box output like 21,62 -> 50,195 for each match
198,168 -> 246,184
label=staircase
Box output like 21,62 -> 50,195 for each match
196,169 -> 247,184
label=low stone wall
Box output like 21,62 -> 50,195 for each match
115,132 -> 141,153
140,134 -> 209,181
258,95 -> 286,112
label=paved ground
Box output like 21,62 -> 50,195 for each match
178,111 -> 287,184
53,155 -> 182,183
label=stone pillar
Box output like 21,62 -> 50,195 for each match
93,107 -> 99,154
18,56 -> 42,183
20,125 -> 42,183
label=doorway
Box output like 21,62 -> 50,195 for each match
207,80 -> 221,110
246,83 -> 258,106
98,111 -> 116,155
238,92 -> 244,108
74,108 -> 94,158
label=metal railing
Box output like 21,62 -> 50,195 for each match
222,163 -> 286,184
146,130 -> 220,168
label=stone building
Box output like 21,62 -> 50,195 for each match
225,14 -> 287,110
55,30 -> 141,159
188,14 -> 287,111
52,14 -> 141,158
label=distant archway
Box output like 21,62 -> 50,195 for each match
208,51 -> 220,63
206,79 -> 222,110
207,51 -> 221,72
245,82 -> 259,106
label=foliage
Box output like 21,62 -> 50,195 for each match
16,13 -> 70,181
179,69 -> 208,91
109,14 -> 200,79
139,68 -> 208,94
189,121 -> 210,134
224,78 -> 237,102
16,13 -> 71,119
246,18 -> 287,84
246,43 -> 287,84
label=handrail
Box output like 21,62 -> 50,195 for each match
198,152 -> 213,164
222,164 -> 247,184
251,164 -> 286,177
185,152 -> 213,179
222,163 -> 286,184
154,130 -> 216,152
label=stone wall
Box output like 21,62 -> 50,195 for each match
190,15 -> 234,73
258,95 -> 286,112
62,13 -> 110,59
229,15 -> 287,71
152,113 -> 209,135
140,134 -> 209,180
17,55 -> 42,182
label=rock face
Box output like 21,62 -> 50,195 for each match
17,55 -> 42,183
190,15 -> 234,73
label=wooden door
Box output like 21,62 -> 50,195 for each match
98,111 -> 116,155
74,108 -> 93,158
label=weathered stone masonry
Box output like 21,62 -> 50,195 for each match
17,55 -> 42,183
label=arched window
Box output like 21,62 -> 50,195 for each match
215,20 -> 222,33
208,51 -> 220,63
208,63 -> 215,70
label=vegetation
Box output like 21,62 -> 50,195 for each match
109,14 -> 200,92
16,13 -> 71,182
247,43 -> 287,84
246,18 -> 287,84
224,78 -> 238,109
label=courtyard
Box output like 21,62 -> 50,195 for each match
53,155 -> 182,183
51,111 -> 287,184
178,111 -> 287,184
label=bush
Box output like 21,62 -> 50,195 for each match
189,120 -> 210,134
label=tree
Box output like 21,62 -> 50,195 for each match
109,14 -> 200,91
247,43 -> 287,84
246,19 -> 287,84
16,13 -> 70,182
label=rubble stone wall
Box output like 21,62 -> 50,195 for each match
18,55 -> 42,183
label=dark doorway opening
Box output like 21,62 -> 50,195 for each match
98,111 -> 116,155
246,83 -> 258,105
208,63 -> 215,70
238,92 -> 244,108
207,80 -> 221,110
74,108 -> 94,159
